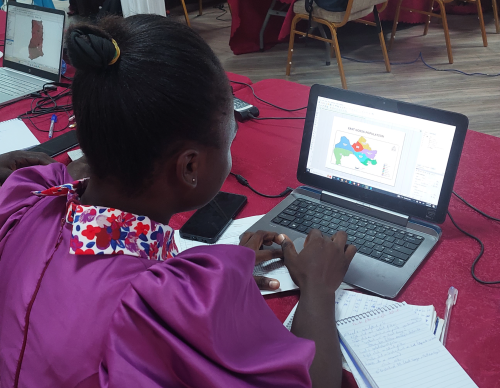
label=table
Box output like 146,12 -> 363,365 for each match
2,11 -> 499,384
227,0 -> 483,54
171,78 -> 499,387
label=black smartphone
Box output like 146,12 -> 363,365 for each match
179,191 -> 247,244
26,130 -> 79,157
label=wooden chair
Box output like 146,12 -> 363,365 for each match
493,0 -> 499,33
180,0 -> 202,27
389,0 -> 488,64
287,0 -> 391,90
180,1 -> 232,27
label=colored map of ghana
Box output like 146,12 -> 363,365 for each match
28,20 -> 44,60
334,136 -> 378,166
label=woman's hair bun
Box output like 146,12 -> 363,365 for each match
66,25 -> 117,71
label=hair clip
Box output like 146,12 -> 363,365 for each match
108,39 -> 120,66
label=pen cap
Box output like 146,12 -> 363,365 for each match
447,286 -> 458,306
51,114 -> 58,123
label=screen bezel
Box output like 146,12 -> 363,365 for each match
4,1 -> 65,82
297,85 -> 469,224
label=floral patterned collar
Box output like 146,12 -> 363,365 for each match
33,179 -> 178,261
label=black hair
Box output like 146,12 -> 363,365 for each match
66,15 -> 231,194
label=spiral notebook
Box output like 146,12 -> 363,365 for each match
336,303 -> 477,388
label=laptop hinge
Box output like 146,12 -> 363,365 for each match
320,191 -> 409,227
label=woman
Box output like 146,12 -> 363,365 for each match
0,15 -> 356,388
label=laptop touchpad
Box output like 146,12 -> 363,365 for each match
293,237 -> 306,252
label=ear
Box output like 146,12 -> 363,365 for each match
176,149 -> 199,188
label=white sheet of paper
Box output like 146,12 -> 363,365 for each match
67,149 -> 84,161
174,215 -> 264,252
0,119 -> 39,154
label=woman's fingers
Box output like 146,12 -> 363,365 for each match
240,230 -> 283,250
331,230 -> 348,247
254,276 -> 280,291
255,248 -> 283,265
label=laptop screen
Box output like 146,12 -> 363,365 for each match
305,96 -> 456,208
4,3 -> 65,76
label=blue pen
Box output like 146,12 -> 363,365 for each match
48,114 -> 57,139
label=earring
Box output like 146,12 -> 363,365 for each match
192,178 -> 196,182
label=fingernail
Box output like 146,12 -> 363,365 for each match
277,234 -> 285,244
270,280 -> 280,289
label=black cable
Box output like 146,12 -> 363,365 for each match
230,172 -> 293,198
17,83 -> 73,133
230,80 -> 307,112
452,191 -> 500,222
214,4 -> 230,21
447,210 -> 499,284
342,52 -> 500,77
249,113 -> 306,120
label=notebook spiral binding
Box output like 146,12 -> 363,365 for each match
336,303 -> 401,326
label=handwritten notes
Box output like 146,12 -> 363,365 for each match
337,304 -> 478,388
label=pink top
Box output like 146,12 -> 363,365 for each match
0,163 -> 315,388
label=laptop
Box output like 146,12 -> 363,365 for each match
0,1 -> 65,105
247,85 -> 468,298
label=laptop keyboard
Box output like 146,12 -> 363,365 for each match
271,198 -> 424,268
0,73 -> 41,96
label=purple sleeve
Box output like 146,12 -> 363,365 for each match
0,164 -> 72,254
100,245 -> 315,388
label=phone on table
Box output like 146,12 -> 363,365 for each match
179,191 -> 247,244
26,130 -> 78,157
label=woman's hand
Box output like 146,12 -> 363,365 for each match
0,150 -> 56,186
239,230 -> 286,291
281,229 -> 356,298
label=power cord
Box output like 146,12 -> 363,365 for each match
230,172 -> 293,198
342,52 -> 500,77
249,113 -> 306,120
230,80 -> 307,112
452,191 -> 500,222
213,3 -> 230,21
17,83 -> 73,133
447,192 -> 500,284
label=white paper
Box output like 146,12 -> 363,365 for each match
174,215 -> 264,252
67,149 -> 84,161
0,119 -> 39,154
283,291 -> 436,332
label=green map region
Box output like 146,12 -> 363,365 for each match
333,136 -> 378,166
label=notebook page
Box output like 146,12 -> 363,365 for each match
283,291 -> 435,331
337,304 -> 478,388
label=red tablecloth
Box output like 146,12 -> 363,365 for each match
171,78 -> 500,388
2,11 -> 499,384
227,0 -> 484,54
